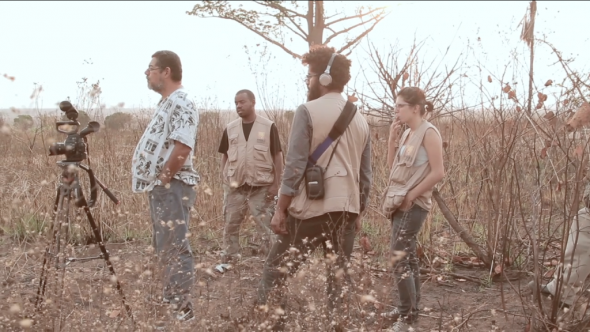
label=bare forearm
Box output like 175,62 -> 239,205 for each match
410,171 -> 444,199
410,128 -> 445,200
276,194 -> 293,214
160,142 -> 191,182
221,154 -> 227,176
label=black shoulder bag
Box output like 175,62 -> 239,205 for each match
305,101 -> 358,200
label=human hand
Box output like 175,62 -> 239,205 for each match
399,191 -> 417,212
270,210 -> 288,235
355,214 -> 362,234
157,174 -> 171,187
389,118 -> 402,140
268,185 -> 278,197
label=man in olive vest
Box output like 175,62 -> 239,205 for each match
255,47 -> 372,330
218,89 -> 284,264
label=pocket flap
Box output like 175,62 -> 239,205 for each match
229,133 -> 239,142
386,187 -> 408,197
324,166 -> 348,179
254,144 -> 269,152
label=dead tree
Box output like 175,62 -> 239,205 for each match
186,1 -> 389,58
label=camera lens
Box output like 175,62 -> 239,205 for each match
48,143 -> 66,156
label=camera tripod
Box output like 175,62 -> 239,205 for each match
34,160 -> 135,330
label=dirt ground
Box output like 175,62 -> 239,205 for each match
0,235 -> 564,332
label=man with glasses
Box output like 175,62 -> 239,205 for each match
131,50 -> 199,322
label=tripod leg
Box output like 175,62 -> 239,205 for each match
34,184 -> 72,331
55,187 -> 72,331
75,187 -> 136,327
35,186 -> 62,310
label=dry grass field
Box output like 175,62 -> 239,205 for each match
1,80 -> 590,331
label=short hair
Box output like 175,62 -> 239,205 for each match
235,89 -> 255,102
302,46 -> 351,92
152,50 -> 182,82
397,87 -> 434,115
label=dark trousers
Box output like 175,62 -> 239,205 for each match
390,204 -> 429,319
256,211 -> 358,313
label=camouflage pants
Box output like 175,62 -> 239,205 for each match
222,183 -> 276,262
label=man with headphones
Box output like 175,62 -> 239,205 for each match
254,46 -> 372,330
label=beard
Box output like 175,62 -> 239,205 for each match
307,83 -> 322,102
148,78 -> 164,92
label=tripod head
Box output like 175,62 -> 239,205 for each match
49,101 -> 100,163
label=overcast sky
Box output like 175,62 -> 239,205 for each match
0,1 -> 588,113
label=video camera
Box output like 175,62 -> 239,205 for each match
48,101 -> 100,162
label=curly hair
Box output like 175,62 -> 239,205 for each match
397,87 -> 434,116
302,46 -> 351,92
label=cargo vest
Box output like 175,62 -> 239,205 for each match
223,115 -> 275,188
288,92 -> 370,220
381,120 -> 441,217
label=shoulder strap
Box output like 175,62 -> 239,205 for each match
307,101 -> 357,167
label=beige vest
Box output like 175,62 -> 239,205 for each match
381,120 -> 441,217
223,115 -> 275,187
289,92 -> 370,220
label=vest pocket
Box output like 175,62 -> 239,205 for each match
227,147 -> 238,162
224,167 -> 236,185
381,187 -> 408,218
228,134 -> 239,162
389,164 -> 413,186
254,164 -> 274,183
253,144 -> 269,162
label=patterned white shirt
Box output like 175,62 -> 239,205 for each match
131,87 -> 200,193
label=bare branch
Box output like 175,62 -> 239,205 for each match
253,1 -> 309,39
537,38 -> 589,104
325,7 -> 386,27
216,16 -> 302,59
188,1 -> 388,58
282,18 -> 308,41
324,19 -> 373,46
336,13 -> 388,55
283,13 -> 308,39
253,0 -> 306,18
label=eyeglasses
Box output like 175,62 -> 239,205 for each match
146,66 -> 161,72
